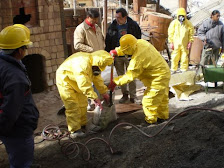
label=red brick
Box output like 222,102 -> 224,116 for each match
11,0 -> 23,8
12,7 -> 20,16
1,0 -> 11,8
24,0 -> 37,7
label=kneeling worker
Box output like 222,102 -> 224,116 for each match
109,34 -> 171,124
56,50 -> 113,137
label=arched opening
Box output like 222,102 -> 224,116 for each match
22,54 -> 46,93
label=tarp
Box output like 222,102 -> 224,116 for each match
169,71 -> 201,100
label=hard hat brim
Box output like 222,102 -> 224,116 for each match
0,41 -> 33,49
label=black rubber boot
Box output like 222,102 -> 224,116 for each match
119,94 -> 129,104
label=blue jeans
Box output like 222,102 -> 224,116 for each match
0,135 -> 34,168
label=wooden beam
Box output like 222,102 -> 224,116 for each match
179,0 -> 187,11
103,0 -> 107,36
133,0 -> 147,14
156,0 -> 160,12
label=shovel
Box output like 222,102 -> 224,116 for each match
109,61 -> 114,107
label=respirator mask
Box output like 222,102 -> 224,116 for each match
92,66 -> 101,76
178,15 -> 185,24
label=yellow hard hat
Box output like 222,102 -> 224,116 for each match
0,25 -> 32,49
177,8 -> 186,16
13,24 -> 31,39
119,34 -> 137,55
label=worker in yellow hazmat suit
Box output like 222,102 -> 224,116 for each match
168,8 -> 194,73
56,50 -> 113,137
109,34 -> 171,124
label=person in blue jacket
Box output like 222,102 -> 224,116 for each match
0,24 -> 39,167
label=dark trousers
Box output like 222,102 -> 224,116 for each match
114,57 -> 136,98
0,135 -> 34,168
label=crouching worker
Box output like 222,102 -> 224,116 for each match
0,25 -> 39,167
56,50 -> 113,138
109,34 -> 171,124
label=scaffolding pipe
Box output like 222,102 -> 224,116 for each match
73,0 -> 77,16
119,0 -> 122,7
96,0 -> 99,7
103,0 -> 108,37
126,0 -> 129,13
111,9 -> 114,21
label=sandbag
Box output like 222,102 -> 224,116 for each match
92,93 -> 118,129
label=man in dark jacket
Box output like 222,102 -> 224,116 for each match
105,8 -> 141,104
0,24 -> 39,167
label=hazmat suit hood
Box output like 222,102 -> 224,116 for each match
121,43 -> 137,55
177,8 -> 187,24
116,34 -> 138,56
91,50 -> 113,71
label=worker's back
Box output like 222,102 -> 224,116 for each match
129,39 -> 170,83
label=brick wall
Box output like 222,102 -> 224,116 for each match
64,8 -> 86,55
0,1 -> 103,92
0,0 -> 67,91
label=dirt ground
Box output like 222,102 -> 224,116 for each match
1,81 -> 224,168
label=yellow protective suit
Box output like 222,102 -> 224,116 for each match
56,50 -> 113,132
168,8 -> 194,72
115,38 -> 171,124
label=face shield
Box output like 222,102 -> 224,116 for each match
91,50 -> 113,73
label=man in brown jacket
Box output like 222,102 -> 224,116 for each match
74,9 -> 105,52
74,9 -> 105,111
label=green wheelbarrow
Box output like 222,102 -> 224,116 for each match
202,65 -> 224,93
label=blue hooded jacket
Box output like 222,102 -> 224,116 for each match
0,53 -> 39,137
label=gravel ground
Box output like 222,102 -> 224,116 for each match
0,82 -> 224,168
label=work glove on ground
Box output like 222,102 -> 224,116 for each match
102,93 -> 110,103
94,98 -> 103,110
108,81 -> 117,92
110,50 -> 118,57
